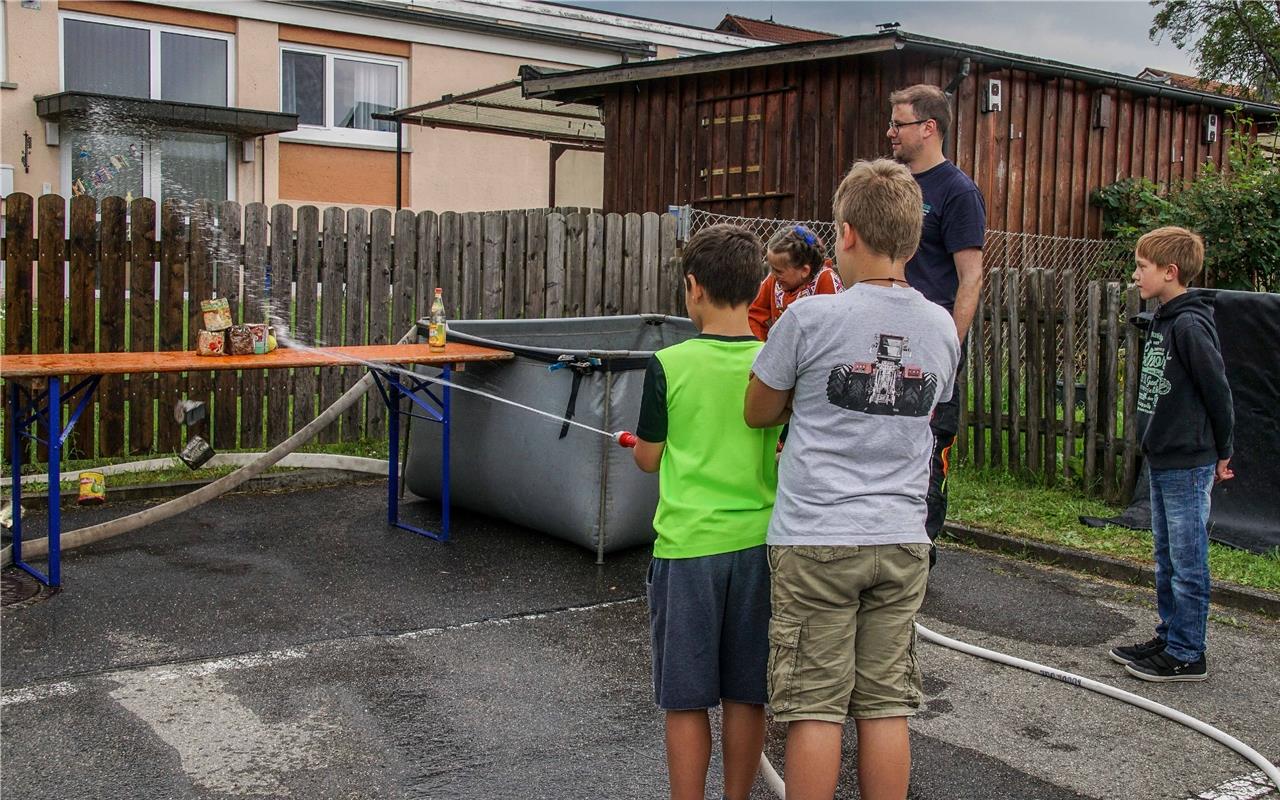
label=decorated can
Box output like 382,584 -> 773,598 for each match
196,329 -> 226,356
247,323 -> 269,355
179,436 -> 216,469
200,297 -> 233,332
78,471 -> 106,505
228,325 -> 254,355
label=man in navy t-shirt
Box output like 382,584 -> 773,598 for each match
888,83 -> 986,564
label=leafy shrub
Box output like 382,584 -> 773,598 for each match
1091,116 -> 1279,291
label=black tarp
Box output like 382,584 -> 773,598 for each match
1080,289 -> 1280,554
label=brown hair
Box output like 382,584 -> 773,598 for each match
682,224 -> 765,306
1136,226 -> 1205,285
832,159 -> 923,262
766,226 -> 826,280
888,84 -> 952,139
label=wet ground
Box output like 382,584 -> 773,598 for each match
2,480 -> 1277,799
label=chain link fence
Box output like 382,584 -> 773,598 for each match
680,206 -> 1131,309
680,205 -> 1135,389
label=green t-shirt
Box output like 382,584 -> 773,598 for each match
636,335 -> 782,559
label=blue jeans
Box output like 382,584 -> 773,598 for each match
1149,464 -> 1214,662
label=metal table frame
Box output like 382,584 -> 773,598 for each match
3,345 -> 509,587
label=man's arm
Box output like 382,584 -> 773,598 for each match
952,247 -> 983,342
745,374 -> 793,428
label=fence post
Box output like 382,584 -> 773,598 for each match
988,269 -> 1005,470
1121,285 -> 1142,502
1083,280 -> 1102,495
1102,282 -> 1122,501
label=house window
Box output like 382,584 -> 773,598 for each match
65,131 -> 229,204
59,13 -> 235,203
280,45 -> 404,147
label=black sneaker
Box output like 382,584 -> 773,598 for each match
1108,637 -> 1165,665
1125,651 -> 1208,682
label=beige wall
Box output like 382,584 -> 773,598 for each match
406,41 -> 603,212
0,1 -> 605,212
2,0 -> 60,198
235,17 -> 279,204
555,149 -> 604,208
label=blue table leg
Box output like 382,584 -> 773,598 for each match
47,376 -> 61,587
387,371 -> 401,527
441,364 -> 451,540
9,381 -> 23,568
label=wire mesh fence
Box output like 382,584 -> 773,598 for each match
680,206 -> 1142,497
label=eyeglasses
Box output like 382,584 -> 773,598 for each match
887,118 -> 931,132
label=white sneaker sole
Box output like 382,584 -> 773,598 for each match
1124,663 -> 1208,682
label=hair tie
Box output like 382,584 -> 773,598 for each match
794,225 -> 817,246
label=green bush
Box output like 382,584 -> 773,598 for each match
1091,116 -> 1280,292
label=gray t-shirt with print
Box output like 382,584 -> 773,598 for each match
752,283 -> 961,546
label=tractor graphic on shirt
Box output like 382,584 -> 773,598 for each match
826,333 -> 938,417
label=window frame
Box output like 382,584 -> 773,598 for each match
58,11 -> 236,106
56,12 -> 237,204
278,42 -> 407,150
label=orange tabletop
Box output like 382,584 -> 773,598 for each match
0,343 -> 513,378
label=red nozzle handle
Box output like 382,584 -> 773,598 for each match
614,431 -> 638,448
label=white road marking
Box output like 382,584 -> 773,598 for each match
1187,771 -> 1277,799
0,681 -> 78,707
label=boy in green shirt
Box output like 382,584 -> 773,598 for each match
633,224 -> 783,800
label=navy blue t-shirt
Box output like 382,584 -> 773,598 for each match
905,160 -> 986,310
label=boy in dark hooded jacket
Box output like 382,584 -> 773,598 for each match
1108,226 -> 1234,683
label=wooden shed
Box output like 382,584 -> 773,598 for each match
523,30 -> 1280,238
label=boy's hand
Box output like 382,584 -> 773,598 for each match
1215,458 -> 1235,483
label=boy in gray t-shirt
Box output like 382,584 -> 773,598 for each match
746,159 -> 960,800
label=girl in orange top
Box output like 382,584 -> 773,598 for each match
748,225 -> 844,341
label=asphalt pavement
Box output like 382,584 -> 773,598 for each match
2,480 -> 1277,799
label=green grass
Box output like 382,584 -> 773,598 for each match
949,466 -> 1280,593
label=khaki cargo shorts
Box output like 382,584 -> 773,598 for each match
767,543 -> 930,723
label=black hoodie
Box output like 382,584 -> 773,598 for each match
1137,291 -> 1234,469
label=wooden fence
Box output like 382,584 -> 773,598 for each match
2,195 -> 1139,501
1,193 -> 680,461
957,267 -> 1143,502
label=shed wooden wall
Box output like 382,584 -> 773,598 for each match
602,49 -> 1239,237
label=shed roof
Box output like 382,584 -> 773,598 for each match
522,29 -> 1280,118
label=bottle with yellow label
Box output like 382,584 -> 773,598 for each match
428,287 -> 447,351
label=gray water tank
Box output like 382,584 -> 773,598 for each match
404,314 -> 698,559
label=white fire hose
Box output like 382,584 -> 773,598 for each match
757,622 -> 1280,798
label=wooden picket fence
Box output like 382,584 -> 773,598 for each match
957,267 -> 1143,502
1,193 -> 680,461
1,195 -> 1140,502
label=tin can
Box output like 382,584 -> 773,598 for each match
196,329 -> 226,356
228,325 -> 254,355
78,471 -> 106,505
200,297 -> 233,332
174,399 -> 207,426
179,436 -> 216,469
247,323 -> 269,355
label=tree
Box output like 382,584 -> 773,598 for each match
1149,0 -> 1280,100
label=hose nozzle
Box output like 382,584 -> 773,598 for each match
613,431 -> 638,448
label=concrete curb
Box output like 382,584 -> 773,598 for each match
943,522 -> 1280,619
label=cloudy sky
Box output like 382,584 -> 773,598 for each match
563,1 -> 1198,78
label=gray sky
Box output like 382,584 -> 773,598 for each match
563,1 -> 1198,78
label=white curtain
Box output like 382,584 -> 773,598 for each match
334,58 -> 396,132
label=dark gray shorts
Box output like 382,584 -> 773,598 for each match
646,545 -> 770,710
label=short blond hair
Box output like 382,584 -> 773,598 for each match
832,159 -> 923,262
1136,226 -> 1205,285
889,84 -> 953,139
